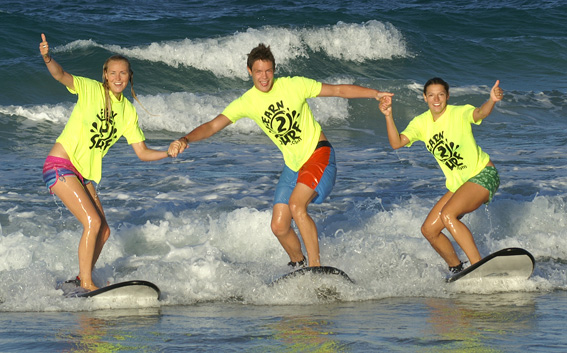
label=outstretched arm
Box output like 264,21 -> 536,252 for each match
131,141 -> 170,161
167,114 -> 232,157
472,80 -> 504,122
39,33 -> 74,90
378,96 -> 409,150
318,83 -> 394,100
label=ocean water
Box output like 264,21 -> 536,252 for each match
1,0 -> 567,351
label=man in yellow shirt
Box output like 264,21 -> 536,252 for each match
169,43 -> 393,268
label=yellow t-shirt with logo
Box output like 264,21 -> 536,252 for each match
401,104 -> 490,192
222,76 -> 323,172
56,75 -> 145,183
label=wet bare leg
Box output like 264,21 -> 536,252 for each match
51,177 -> 103,291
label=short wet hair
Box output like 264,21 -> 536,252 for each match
247,43 -> 275,70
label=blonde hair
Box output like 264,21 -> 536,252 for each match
102,55 -> 152,120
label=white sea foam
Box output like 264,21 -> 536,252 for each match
4,79 -> 560,136
0,104 -> 72,124
0,184 -> 562,311
0,82 -> 353,134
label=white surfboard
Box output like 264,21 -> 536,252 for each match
447,247 -> 535,283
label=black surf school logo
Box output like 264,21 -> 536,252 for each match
426,131 -> 466,171
89,108 -> 118,151
261,100 -> 302,146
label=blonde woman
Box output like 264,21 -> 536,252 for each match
40,33 -> 169,291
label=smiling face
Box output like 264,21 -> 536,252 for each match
104,59 -> 131,98
247,59 -> 274,93
423,83 -> 449,120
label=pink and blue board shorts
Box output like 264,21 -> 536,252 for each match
42,156 -> 90,194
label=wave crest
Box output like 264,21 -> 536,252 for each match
60,21 -> 409,79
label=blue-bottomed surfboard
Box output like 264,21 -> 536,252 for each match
447,247 -> 535,283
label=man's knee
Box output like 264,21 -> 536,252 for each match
288,199 -> 309,221
271,218 -> 288,238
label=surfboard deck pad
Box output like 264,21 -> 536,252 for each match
447,247 -> 535,283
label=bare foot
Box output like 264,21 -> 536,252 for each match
81,281 -> 99,292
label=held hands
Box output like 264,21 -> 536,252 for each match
376,91 -> 394,100
378,96 -> 392,117
167,137 -> 188,158
490,80 -> 504,102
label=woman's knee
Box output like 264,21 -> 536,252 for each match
439,208 -> 460,229
100,222 -> 111,242
83,214 -> 109,238
421,223 -> 435,240
84,213 -> 102,232
421,220 -> 444,242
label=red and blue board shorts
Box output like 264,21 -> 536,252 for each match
274,141 -> 336,205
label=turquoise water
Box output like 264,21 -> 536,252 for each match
1,0 -> 566,351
